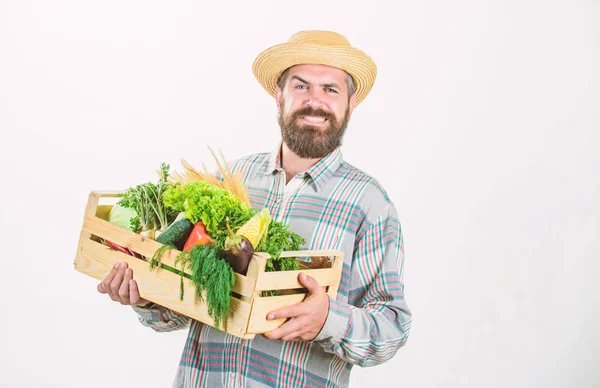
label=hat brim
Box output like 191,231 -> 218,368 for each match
252,42 -> 377,106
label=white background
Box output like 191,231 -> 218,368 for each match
0,1 -> 598,387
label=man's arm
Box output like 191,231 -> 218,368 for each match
98,262 -> 192,332
266,204 -> 411,367
313,204 -> 411,366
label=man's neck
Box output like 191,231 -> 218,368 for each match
280,143 -> 321,183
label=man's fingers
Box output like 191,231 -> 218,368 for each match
129,279 -> 143,305
264,318 -> 303,341
100,263 -> 120,295
110,263 -> 128,295
117,268 -> 133,303
97,262 -> 146,306
298,273 -> 322,294
268,304 -> 304,321
281,330 -> 305,342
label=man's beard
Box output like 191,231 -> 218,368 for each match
278,101 -> 350,159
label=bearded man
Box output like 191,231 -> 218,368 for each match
98,30 -> 412,388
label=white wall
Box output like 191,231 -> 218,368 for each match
0,1 -> 598,387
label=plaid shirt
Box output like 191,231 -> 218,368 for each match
133,146 -> 412,387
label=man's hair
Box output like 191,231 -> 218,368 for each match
277,67 -> 356,98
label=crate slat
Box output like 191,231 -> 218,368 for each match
92,190 -> 124,197
255,268 -> 333,291
246,294 -> 306,333
96,204 -> 113,223
278,250 -> 345,258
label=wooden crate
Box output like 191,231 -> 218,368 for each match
74,191 -> 344,339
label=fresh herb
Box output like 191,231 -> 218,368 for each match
259,221 -> 305,271
149,163 -> 174,231
118,163 -> 179,234
150,243 -> 173,270
185,245 -> 235,329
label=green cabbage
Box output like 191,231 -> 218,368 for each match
109,204 -> 139,232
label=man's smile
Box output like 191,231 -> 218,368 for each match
300,116 -> 328,124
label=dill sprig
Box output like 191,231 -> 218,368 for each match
188,245 -> 235,329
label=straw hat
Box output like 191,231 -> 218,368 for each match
252,30 -> 377,106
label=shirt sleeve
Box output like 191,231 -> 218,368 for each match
313,204 -> 412,367
131,303 -> 193,332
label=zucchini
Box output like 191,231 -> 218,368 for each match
156,218 -> 194,250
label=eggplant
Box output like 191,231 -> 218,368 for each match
224,218 -> 255,275
224,235 -> 254,275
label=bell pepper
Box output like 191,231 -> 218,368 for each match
183,221 -> 213,252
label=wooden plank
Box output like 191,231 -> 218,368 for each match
232,273 -> 256,298
255,268 -> 334,291
241,254 -> 268,305
279,249 -> 344,257
92,190 -> 124,197
96,204 -> 113,223
253,252 -> 272,260
277,249 -> 344,259
246,294 -> 306,334
83,214 -> 171,259
76,238 -> 254,339
74,192 -> 99,269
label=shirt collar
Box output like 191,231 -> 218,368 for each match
260,141 -> 285,175
304,147 -> 343,192
260,142 -> 343,192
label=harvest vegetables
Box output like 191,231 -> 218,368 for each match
161,181 -> 303,263
103,155 -> 306,328
160,179 -> 305,326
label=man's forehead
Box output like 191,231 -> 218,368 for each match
286,64 -> 349,82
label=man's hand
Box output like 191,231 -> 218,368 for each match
263,273 -> 330,342
97,262 -> 149,306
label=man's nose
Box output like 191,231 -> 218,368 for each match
305,88 -> 324,108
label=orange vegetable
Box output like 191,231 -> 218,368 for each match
183,221 -> 213,252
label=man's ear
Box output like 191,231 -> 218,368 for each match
275,86 -> 282,108
347,93 -> 357,118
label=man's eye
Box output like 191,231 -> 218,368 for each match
326,88 -> 338,93
295,84 -> 307,89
